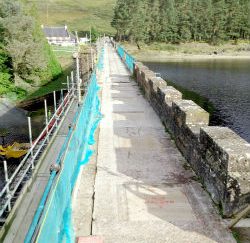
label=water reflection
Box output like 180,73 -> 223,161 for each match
145,59 -> 250,142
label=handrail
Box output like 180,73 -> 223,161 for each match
116,44 -> 135,73
26,100 -> 81,243
28,85 -> 85,242
0,90 -> 72,197
0,86 -> 75,218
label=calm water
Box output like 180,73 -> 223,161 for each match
145,59 -> 250,143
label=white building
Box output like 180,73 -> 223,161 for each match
41,25 -> 76,46
79,37 -> 90,44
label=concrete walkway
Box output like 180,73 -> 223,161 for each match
89,45 -> 236,243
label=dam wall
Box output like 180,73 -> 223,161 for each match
115,43 -> 250,217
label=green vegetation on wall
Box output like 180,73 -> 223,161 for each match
112,0 -> 250,46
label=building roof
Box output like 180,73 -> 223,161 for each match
42,26 -> 70,38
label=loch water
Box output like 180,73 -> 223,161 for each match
145,59 -> 250,143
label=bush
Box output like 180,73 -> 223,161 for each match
0,0 -> 62,98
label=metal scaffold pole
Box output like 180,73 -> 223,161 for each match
3,160 -> 11,211
90,27 -> 94,70
71,71 -> 74,92
76,54 -> 81,103
28,117 -> 34,169
53,91 -> 58,127
67,76 -> 70,92
61,89 -> 64,104
44,99 -> 49,143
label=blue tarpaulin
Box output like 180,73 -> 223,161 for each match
25,48 -> 104,243
117,45 -> 135,73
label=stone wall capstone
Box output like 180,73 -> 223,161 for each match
133,61 -> 250,217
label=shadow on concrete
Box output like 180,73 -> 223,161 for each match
108,74 -> 234,243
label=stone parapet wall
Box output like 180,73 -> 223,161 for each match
134,61 -> 250,217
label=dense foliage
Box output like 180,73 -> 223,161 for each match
112,0 -> 250,46
0,0 -> 61,99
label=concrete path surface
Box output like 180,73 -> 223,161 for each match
88,45 -> 236,243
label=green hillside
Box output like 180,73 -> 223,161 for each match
26,0 -> 116,34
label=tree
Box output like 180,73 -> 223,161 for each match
0,0 -> 61,94
225,0 -> 242,42
111,0 -> 131,41
146,0 -> 161,42
128,0 -> 148,48
111,0 -> 250,44
210,0 -> 227,44
159,0 -> 179,43
176,0 -> 192,41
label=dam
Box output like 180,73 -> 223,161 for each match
0,39 -> 249,243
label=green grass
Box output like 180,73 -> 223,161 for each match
25,48 -> 73,100
123,41 -> 250,61
232,230 -> 241,243
26,0 -> 116,35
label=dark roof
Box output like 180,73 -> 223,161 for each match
42,26 -> 69,38
69,32 -> 76,40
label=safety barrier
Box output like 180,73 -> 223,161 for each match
0,85 -> 75,223
117,45 -> 135,73
25,46 -> 104,243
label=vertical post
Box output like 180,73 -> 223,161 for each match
90,27 -> 94,70
60,89 -> 63,104
44,99 -> 49,143
90,48 -> 94,70
3,160 -> 11,211
53,91 -> 58,127
87,54 -> 90,80
75,31 -> 79,44
60,89 -> 64,113
67,76 -> 70,93
71,71 -> 74,91
90,27 -> 92,45
28,117 -> 34,169
76,55 -> 81,103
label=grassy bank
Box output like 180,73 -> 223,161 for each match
25,47 -> 74,100
123,41 -> 250,62
27,0 -> 116,34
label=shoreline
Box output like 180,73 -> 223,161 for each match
123,42 -> 250,62
133,52 -> 250,62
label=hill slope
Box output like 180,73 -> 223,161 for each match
27,0 -> 116,34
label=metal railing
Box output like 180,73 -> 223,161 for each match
25,41 -> 104,242
116,44 -> 135,73
0,82 -> 76,220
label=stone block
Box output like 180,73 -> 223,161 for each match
200,126 -> 250,215
163,86 -> 182,105
173,100 -> 209,127
142,69 -> 156,83
134,62 -> 145,70
201,127 -> 250,187
148,77 -> 160,93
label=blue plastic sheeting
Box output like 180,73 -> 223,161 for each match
117,45 -> 135,73
25,49 -> 104,243
97,48 -> 105,71
117,45 -> 125,60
